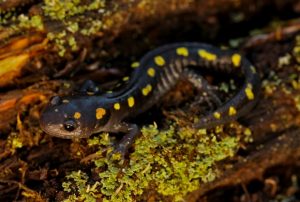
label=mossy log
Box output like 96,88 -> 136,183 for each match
0,0 -> 300,201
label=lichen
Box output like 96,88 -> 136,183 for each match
63,123 -> 240,201
42,0 -> 106,21
243,128 -> 253,143
18,15 -> 44,30
278,53 -> 292,68
293,35 -> 300,63
0,0 -> 109,56
62,170 -> 101,202
8,132 -> 23,152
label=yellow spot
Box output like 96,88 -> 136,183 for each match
131,62 -> 140,68
142,84 -> 152,96
176,47 -> 189,57
122,76 -> 129,81
228,106 -> 237,116
154,56 -> 165,66
114,103 -> 121,110
96,108 -> 106,120
74,112 -> 81,119
62,99 -> 69,103
147,67 -> 156,77
198,49 -> 217,61
245,83 -> 255,100
213,112 -> 221,119
127,96 -> 135,107
232,53 -> 241,67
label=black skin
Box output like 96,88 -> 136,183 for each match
79,80 -> 102,95
40,42 -> 260,160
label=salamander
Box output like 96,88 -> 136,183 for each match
40,42 -> 260,157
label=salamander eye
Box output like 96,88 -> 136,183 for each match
50,96 -> 62,106
63,119 -> 77,132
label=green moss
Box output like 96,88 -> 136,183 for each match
80,20 -> 103,36
66,22 -> 79,33
18,15 -> 44,30
42,0 -> 105,20
40,0 -> 107,56
3,132 -> 24,155
63,123 -> 239,201
67,36 -> 78,51
278,53 -> 292,68
243,128 -> 253,143
293,35 -> 300,63
295,94 -> 300,111
62,170 -> 101,202
0,0 -> 109,56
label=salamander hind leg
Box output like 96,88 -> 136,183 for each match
183,69 -> 222,110
191,50 -> 260,129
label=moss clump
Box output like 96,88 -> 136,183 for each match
6,132 -> 23,154
293,35 -> 300,63
41,0 -> 107,56
42,0 -> 105,21
18,15 -> 44,30
0,0 -> 108,56
62,171 -> 101,202
63,123 -> 239,201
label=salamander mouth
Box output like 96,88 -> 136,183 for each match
40,122 -> 85,139
39,111 -> 76,138
39,116 -> 92,139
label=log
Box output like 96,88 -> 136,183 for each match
0,0 -> 300,201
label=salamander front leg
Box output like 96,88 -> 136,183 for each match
109,123 -> 140,161
79,80 -> 102,95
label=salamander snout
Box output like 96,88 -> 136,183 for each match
40,96 -> 95,139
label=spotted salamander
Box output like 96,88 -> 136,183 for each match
40,42 -> 260,157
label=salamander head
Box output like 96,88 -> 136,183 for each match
40,96 -> 106,139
